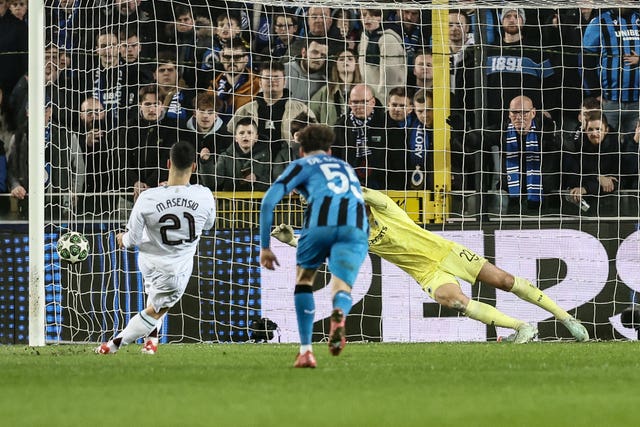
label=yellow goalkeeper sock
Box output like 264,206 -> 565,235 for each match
510,277 -> 570,320
464,299 -> 523,330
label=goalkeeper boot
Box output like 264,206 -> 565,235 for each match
141,340 -> 158,355
561,317 -> 589,342
328,308 -> 346,356
95,342 -> 116,354
294,351 -> 317,368
513,323 -> 538,344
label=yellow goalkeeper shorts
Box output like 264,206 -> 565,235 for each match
419,242 -> 487,299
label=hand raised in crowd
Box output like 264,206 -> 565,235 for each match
10,185 -> 28,200
115,232 -> 125,249
569,186 -> 586,203
199,147 -> 211,162
85,128 -> 104,148
598,175 -> 618,193
623,50 -> 640,67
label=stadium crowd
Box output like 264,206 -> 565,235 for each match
1,1 -> 640,218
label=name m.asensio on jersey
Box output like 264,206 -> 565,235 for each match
155,198 -> 200,212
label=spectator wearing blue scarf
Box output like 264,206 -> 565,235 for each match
468,96 -> 562,215
499,96 -> 561,214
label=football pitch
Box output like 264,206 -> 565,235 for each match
0,342 -> 637,426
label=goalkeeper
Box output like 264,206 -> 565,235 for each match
271,187 -> 589,343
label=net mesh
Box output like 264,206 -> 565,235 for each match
3,0 -> 637,343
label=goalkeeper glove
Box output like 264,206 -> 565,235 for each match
270,224 -> 298,247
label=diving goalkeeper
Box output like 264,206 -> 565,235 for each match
271,187 -> 589,343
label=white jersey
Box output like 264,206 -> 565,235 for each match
122,184 -> 216,273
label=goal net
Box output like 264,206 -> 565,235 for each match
8,0 -> 639,345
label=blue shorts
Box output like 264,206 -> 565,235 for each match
296,225 -> 369,287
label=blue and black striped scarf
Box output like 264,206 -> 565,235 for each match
505,121 -> 542,202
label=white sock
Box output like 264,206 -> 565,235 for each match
299,344 -> 312,354
116,311 -> 157,346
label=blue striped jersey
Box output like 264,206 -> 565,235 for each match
260,153 -> 368,248
583,10 -> 640,102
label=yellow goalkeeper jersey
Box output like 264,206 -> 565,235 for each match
363,187 -> 455,284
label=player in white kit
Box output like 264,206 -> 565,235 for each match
96,141 -> 216,355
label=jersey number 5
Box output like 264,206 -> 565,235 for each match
320,163 -> 363,200
159,212 -> 197,245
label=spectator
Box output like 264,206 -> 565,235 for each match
119,27 -> 155,122
332,84 -> 404,190
291,6 -> 342,56
410,49 -> 433,94
481,95 -> 562,215
482,7 -> 559,129
103,0 -> 160,63
228,61 -> 315,156
566,97 -> 601,150
387,8 -> 429,74
184,91 -> 233,183
152,52 -> 195,123
255,11 -> 300,64
402,89 -> 433,190
122,85 -> 184,203
386,86 -> 415,128
542,8 -> 597,131
8,44 -> 77,130
160,5 -> 201,89
7,103 -> 83,218
358,9 -> 406,105
564,111 -> 622,215
583,7 -> 640,137
75,97 -> 124,218
0,0 -> 28,106
208,117 -> 272,191
309,48 -> 362,126
621,119 -> 640,190
209,44 -> 261,124
47,0 -> 84,52
459,2 -> 501,45
449,9 -> 476,128
272,112 -> 316,180
331,9 -> 360,51
9,0 -> 26,21
200,11 -> 249,74
89,29 -> 130,125
284,37 -> 328,101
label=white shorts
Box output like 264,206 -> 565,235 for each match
138,256 -> 192,313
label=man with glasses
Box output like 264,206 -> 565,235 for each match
471,95 -> 561,216
209,44 -> 260,125
256,12 -> 300,64
333,83 -> 404,190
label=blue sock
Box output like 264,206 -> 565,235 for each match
333,290 -> 353,316
294,285 -> 315,346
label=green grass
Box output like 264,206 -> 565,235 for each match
0,342 -> 638,427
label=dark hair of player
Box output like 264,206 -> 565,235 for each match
171,141 -> 196,170
297,124 -> 335,153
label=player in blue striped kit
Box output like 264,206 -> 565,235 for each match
260,124 -> 369,368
